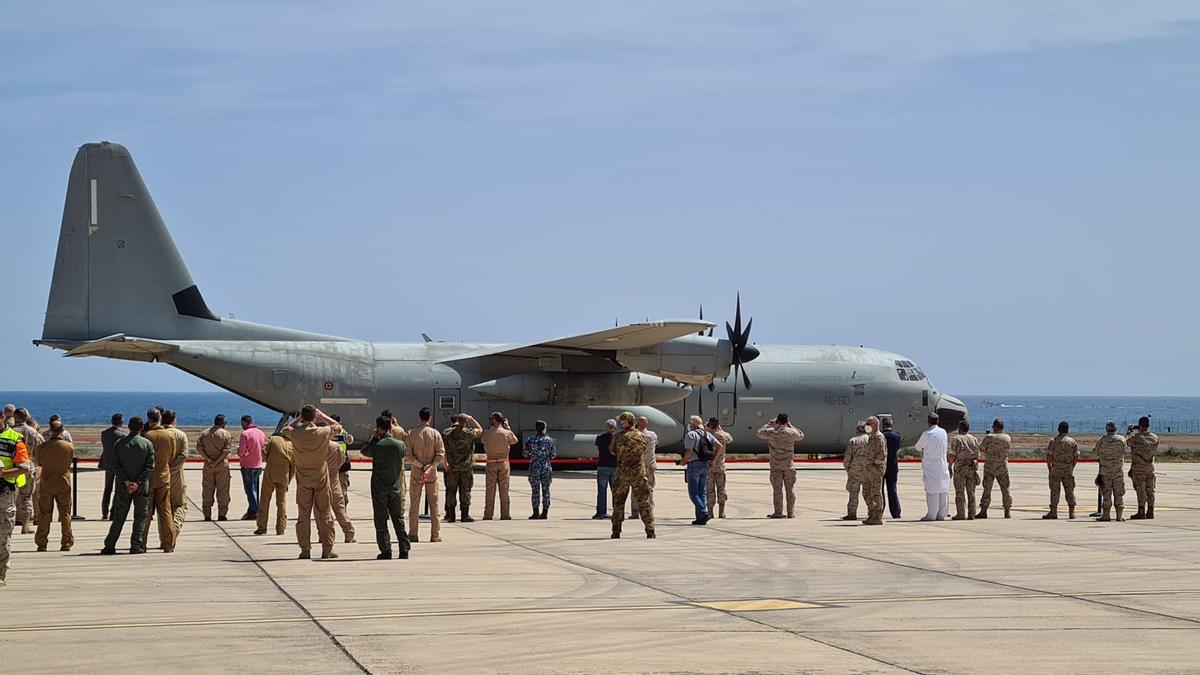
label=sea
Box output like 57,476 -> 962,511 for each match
3,391 -> 1199,434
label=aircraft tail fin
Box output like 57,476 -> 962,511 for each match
40,142 -> 346,348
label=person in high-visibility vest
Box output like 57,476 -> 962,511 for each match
1,422 -> 33,588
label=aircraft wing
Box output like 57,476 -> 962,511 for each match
439,319 -> 715,375
44,334 -> 180,362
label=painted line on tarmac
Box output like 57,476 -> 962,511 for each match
10,588 -> 1198,634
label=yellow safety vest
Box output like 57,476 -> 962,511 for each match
0,427 -> 28,489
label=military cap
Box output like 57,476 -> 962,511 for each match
618,411 -> 637,425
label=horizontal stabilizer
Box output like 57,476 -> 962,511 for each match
60,334 -> 179,362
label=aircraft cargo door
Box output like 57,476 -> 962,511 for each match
717,392 -> 736,427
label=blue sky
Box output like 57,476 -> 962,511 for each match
2,2 -> 1198,396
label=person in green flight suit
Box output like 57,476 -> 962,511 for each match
101,416 -> 156,555
361,415 -> 411,560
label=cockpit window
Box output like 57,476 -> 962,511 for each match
894,361 -> 925,381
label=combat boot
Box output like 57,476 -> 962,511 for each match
460,510 -> 474,523
539,507 -> 549,519
951,514 -> 966,521
1042,511 -> 1057,520
1146,501 -> 1155,519
610,531 -> 620,539
718,504 -> 726,519
21,522 -> 33,534
321,549 -> 339,559
1129,510 -> 1146,520
445,510 -> 456,523
841,514 -> 858,521
398,548 -> 409,559
975,508 -> 988,519
1004,507 -> 1011,519
529,509 -> 540,520
1097,509 -> 1111,522
1116,507 -> 1125,522
1068,506 -> 1076,519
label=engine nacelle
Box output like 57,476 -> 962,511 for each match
469,372 -> 693,407
614,334 -> 732,386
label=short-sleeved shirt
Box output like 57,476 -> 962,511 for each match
238,426 -> 267,469
684,428 -> 718,464
595,431 -> 616,467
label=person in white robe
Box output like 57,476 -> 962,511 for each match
915,413 -> 950,521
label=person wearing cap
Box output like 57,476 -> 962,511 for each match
861,417 -> 888,525
1127,416 -> 1159,519
523,420 -> 556,519
255,430 -> 296,535
756,413 -> 804,519
442,413 -> 482,523
283,405 -> 342,559
681,415 -> 717,525
1093,421 -> 1128,522
593,419 -> 618,519
611,412 -> 654,539
977,419 -> 1013,519
916,413 -> 950,521
481,412 -> 518,521
948,420 -> 981,520
630,416 -> 658,520
1043,421 -> 1079,519
10,408 -> 42,534
842,422 -> 870,521
706,418 -> 732,519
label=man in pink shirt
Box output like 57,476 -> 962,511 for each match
238,415 -> 268,520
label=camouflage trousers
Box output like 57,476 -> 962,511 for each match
769,467 -> 796,517
0,490 -> 15,580
15,469 -> 35,525
528,465 -> 552,510
612,468 -> 654,535
862,471 -> 884,522
1048,472 -> 1076,510
706,469 -> 727,509
954,464 -> 979,518
845,471 -> 863,517
1100,471 -> 1125,512
979,465 -> 1011,510
444,467 -> 474,516
631,466 -> 655,518
1132,471 -> 1155,511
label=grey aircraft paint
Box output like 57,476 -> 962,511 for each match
36,142 -> 968,457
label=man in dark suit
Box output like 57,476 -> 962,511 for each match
881,417 -> 903,519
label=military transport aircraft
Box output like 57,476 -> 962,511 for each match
35,142 -> 968,457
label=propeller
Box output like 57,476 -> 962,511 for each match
724,293 -> 759,408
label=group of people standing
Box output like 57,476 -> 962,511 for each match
890,413 -> 1160,523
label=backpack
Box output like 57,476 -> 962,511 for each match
694,430 -> 716,462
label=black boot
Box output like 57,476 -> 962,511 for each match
446,510 -> 456,523
976,508 -> 988,519
539,506 -> 549,519
460,510 -> 474,523
529,509 -> 540,520
1147,501 -> 1155,519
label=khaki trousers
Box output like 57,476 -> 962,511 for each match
484,461 -> 511,519
328,475 -> 355,539
141,485 -> 177,552
257,479 -> 290,534
769,467 -> 796,516
34,478 -> 73,550
295,477 -> 334,554
170,472 -> 187,533
409,475 -> 440,539
202,464 -> 231,519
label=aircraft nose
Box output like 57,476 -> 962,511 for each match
935,393 -> 968,429
740,344 -> 760,364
